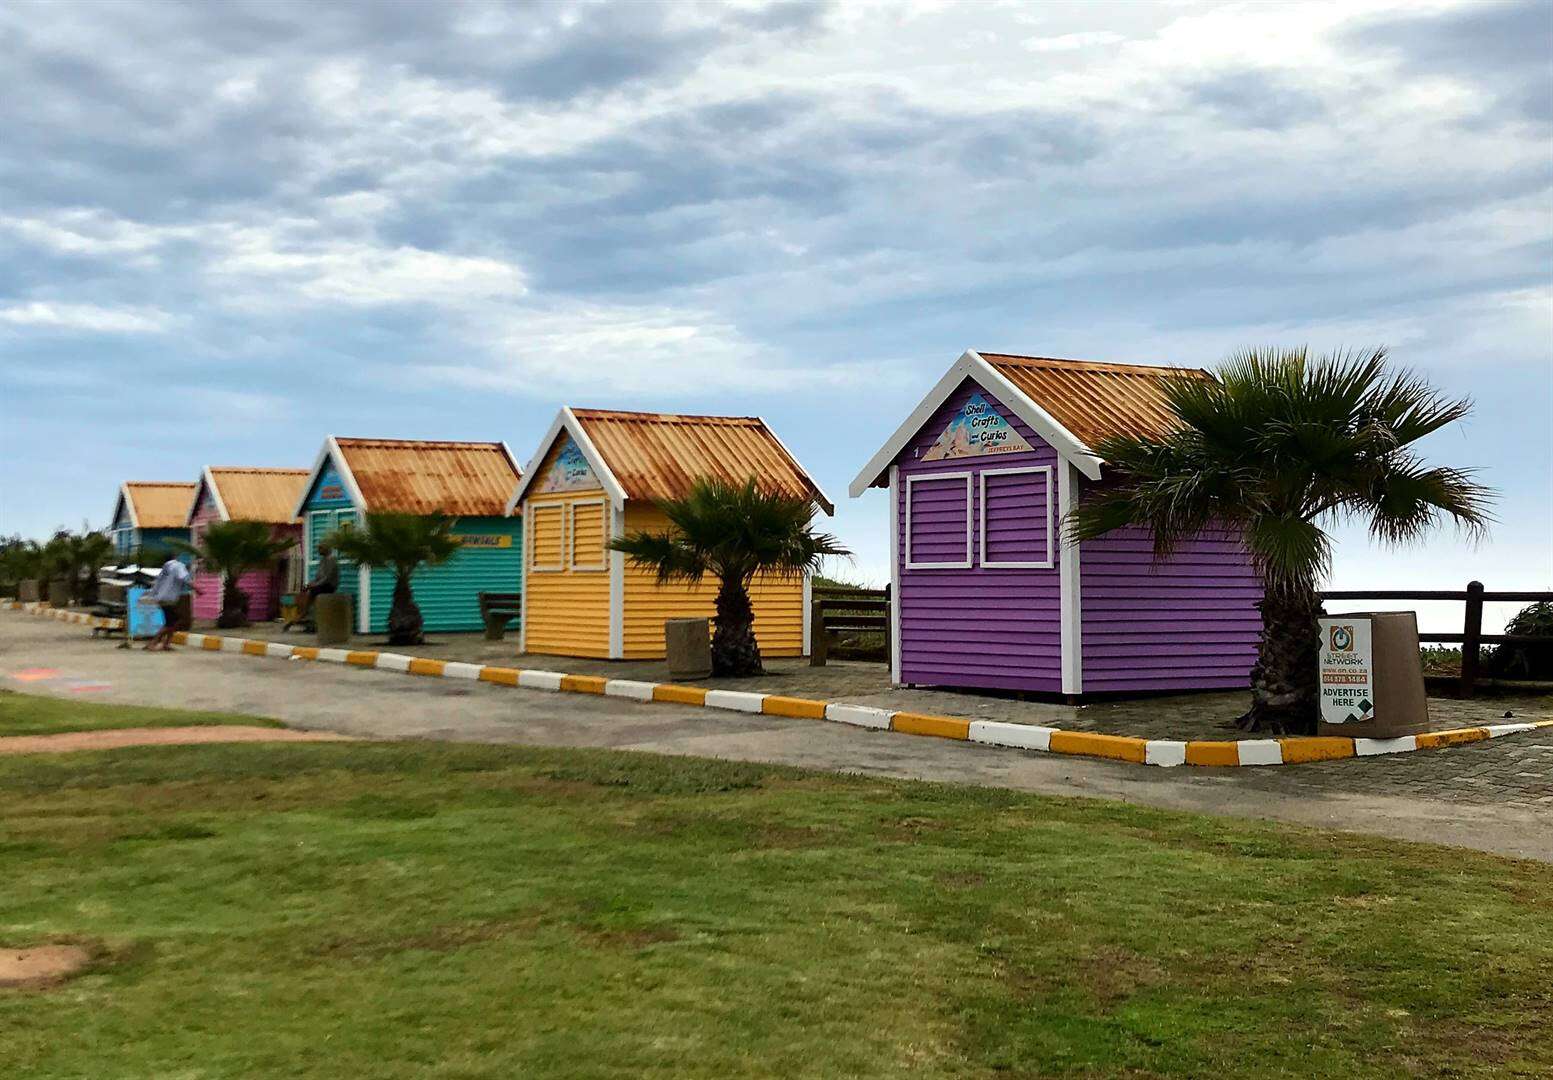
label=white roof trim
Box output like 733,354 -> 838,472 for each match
186,466 -> 230,526
291,437 -> 370,519
507,408 -> 629,512
848,349 -> 1102,498
497,441 -> 525,516
114,484 -> 138,530
757,416 -> 834,516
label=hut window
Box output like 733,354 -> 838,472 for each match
529,503 -> 565,572
904,472 -> 972,570
568,500 -> 607,572
979,466 -> 1053,570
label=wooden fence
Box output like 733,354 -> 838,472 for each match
810,585 -> 890,666
1321,582 -> 1552,697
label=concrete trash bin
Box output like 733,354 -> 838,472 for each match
1316,610 -> 1430,738
665,618 -> 712,680
48,579 -> 70,608
314,593 -> 353,647
19,579 -> 41,603
483,611 -> 510,641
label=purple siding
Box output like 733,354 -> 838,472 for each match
896,379 -> 1062,692
1078,524 -> 1262,692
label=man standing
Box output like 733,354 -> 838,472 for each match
296,542 -> 339,623
142,555 -> 192,652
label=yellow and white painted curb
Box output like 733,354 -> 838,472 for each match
4,600 -> 124,632
6,600 -> 1551,768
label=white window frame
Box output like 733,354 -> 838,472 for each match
904,472 -> 973,570
528,502 -> 566,572
306,510 -> 332,572
979,465 -> 1055,570
567,499 -> 608,572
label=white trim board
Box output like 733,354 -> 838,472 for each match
507,408 -> 629,513
567,499 -> 609,572
608,504 -> 625,659
1058,460 -> 1083,696
848,349 -> 1102,498
291,437 -> 368,519
903,472 -> 973,571
527,502 -> 566,573
978,465 -> 1054,570
888,465 -> 901,685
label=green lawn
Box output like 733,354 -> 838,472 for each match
0,690 -> 282,737
1,739 -> 1549,1078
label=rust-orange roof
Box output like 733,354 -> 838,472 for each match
572,410 -> 830,512
206,467 -> 310,524
335,438 -> 520,516
122,482 -> 197,529
978,353 -> 1212,447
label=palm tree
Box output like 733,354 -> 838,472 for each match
610,478 -> 849,677
325,512 -> 460,646
1068,346 -> 1493,735
175,520 -> 296,628
52,528 -> 114,603
0,537 -> 43,596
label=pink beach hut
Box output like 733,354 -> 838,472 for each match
186,467 -> 311,622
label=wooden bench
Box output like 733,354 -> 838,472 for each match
478,592 -> 521,640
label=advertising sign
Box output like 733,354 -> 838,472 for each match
453,533 -> 513,549
922,392 -> 1033,460
1318,616 -> 1374,725
537,437 -> 598,493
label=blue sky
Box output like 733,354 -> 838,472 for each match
1,0 -> 1549,630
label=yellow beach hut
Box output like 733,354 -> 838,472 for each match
508,408 -> 834,660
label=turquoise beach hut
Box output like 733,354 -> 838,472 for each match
292,437 -> 524,635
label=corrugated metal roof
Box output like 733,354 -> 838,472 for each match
572,410 -> 830,511
334,438 -> 520,516
123,482 -> 197,529
207,467 -> 310,524
978,353 -> 1213,447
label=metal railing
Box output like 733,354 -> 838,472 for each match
1321,582 -> 1552,697
810,585 -> 890,666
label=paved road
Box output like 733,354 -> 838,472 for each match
3,614 -> 1550,862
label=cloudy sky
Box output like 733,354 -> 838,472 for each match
2,0 -> 1549,626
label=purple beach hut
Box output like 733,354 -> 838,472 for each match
850,350 -> 1263,699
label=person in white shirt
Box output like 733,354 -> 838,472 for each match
141,556 -> 193,651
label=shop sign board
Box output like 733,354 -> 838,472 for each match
922,392 -> 1033,461
1317,615 -> 1374,725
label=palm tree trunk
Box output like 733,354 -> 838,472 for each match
217,572 -> 250,629
711,576 -> 763,677
386,571 -> 423,646
1238,581 -> 1322,735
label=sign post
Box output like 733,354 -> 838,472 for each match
1316,612 -> 1430,738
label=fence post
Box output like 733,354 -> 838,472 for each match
810,598 -> 827,667
1460,580 -> 1484,698
883,583 -> 892,670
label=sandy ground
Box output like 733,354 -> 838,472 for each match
3,614 -> 1551,863
0,945 -> 90,989
0,725 -> 353,754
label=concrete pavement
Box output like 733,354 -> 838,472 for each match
3,613 -> 1550,862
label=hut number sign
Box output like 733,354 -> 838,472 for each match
1317,616 -> 1374,725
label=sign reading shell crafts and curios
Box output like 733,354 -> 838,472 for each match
921,392 -> 1034,461
537,437 -> 598,493
1317,616 -> 1374,725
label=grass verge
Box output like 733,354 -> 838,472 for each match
0,690 -> 283,737
0,738 -> 1549,1078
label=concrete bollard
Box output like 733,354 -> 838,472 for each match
664,617 -> 712,680
314,593 -> 353,647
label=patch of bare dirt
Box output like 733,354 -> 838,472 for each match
0,945 -> 91,989
0,726 -> 354,755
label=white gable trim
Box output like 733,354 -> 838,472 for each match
758,416 -> 835,516
498,441 -> 524,515
188,467 -> 231,526
847,349 -> 1102,498
113,485 -> 137,530
507,407 -> 629,512
291,437 -> 369,519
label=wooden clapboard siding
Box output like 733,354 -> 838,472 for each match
1078,526 -> 1261,691
363,515 -> 522,634
895,379 -> 1062,692
187,484 -> 299,622
620,503 -> 805,659
521,480 -> 611,657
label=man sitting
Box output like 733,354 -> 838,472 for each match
295,543 -> 340,626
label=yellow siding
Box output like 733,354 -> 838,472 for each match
570,501 -> 606,570
620,503 -> 805,660
521,450 -> 612,657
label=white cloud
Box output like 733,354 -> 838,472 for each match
1023,31 -> 1124,53
0,302 -> 172,334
